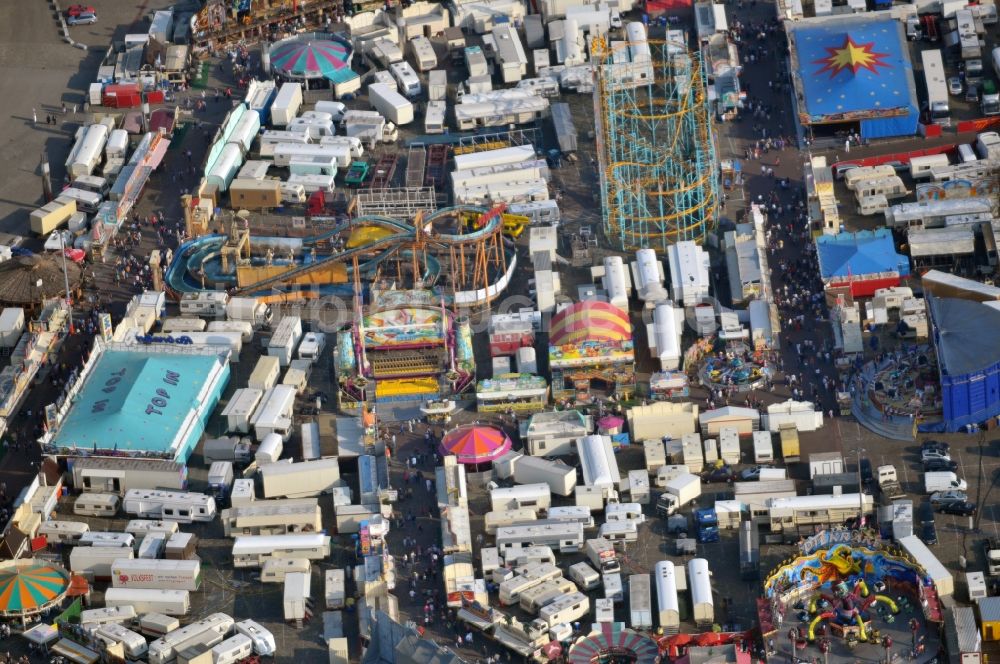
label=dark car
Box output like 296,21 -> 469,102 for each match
917,501 -> 935,525
921,440 -> 950,453
938,501 -> 977,516
923,458 -> 959,472
859,458 -> 873,486
921,520 -> 938,545
739,465 -> 772,481
701,466 -> 735,484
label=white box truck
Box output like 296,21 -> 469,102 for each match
368,83 -> 415,125
283,572 -> 311,621
208,461 -> 235,496
585,538 -> 621,574
272,82 -> 303,127
655,472 -> 702,517
203,436 -> 253,464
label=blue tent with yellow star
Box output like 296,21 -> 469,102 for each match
788,15 -> 919,139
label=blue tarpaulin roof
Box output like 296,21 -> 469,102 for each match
928,297 -> 1000,431
790,16 -> 917,125
816,229 -> 910,280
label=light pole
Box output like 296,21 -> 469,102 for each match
852,446 -> 867,528
58,232 -> 74,333
818,637 -> 830,664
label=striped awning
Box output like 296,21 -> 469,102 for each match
0,562 -> 70,615
550,301 -> 631,346
568,623 -> 660,664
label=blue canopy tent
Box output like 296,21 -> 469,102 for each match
789,16 -> 919,140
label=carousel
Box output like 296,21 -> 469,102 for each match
439,425 -> 513,472
698,347 -> 772,392
866,344 -> 941,421
760,529 -> 941,663
0,560 -> 72,624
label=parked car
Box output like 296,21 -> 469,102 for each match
67,12 -> 97,25
921,449 -> 952,463
701,466 -> 735,484
921,440 -> 950,453
921,520 -> 938,545
917,501 -> 935,525
65,4 -> 95,16
949,77 -> 963,95
938,501 -> 976,516
923,458 -> 959,472
739,465 -> 772,481
966,84 -> 980,103
860,458 -> 874,486
929,490 -> 967,506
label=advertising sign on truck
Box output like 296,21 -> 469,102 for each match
111,559 -> 202,591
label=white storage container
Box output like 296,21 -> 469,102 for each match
283,572 -> 312,621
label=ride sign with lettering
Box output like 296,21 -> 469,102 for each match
145,370 -> 181,416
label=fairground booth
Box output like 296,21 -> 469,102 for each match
345,290 -> 476,405
548,301 -> 636,401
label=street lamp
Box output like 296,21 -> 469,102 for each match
853,446 -> 867,528
881,635 -> 893,664
58,232 -> 73,333
818,637 -> 830,664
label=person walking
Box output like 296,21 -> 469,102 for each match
32,108 -> 37,125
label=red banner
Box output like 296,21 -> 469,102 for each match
832,143 -> 955,171
956,117 -> 1000,133
919,122 -> 943,138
